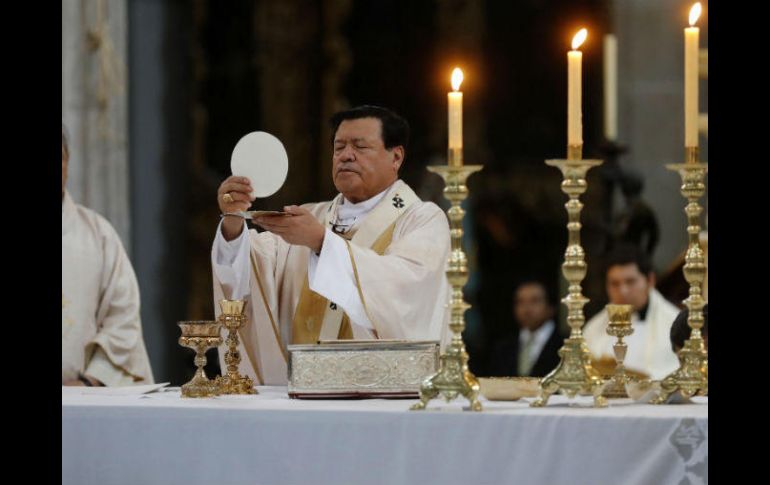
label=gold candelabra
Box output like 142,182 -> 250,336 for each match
652,147 -> 708,403
532,144 -> 607,408
411,152 -> 483,411
214,299 -> 257,395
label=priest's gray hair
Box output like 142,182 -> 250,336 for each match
62,123 -> 70,158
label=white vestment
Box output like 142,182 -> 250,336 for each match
62,191 -> 154,386
211,180 -> 451,385
583,288 -> 680,380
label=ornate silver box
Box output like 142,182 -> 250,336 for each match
287,340 -> 440,398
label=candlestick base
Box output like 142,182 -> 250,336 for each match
531,337 -> 608,407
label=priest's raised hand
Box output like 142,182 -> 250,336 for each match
218,175 -> 256,240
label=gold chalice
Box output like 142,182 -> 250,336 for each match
178,320 -> 223,398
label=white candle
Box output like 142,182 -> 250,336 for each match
685,3 -> 701,149
568,29 -> 587,147
448,67 -> 464,166
603,34 -> 618,141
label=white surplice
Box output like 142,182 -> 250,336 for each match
583,288 -> 680,380
62,191 -> 154,386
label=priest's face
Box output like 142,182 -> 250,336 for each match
332,118 -> 403,203
606,263 -> 654,312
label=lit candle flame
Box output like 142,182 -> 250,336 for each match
571,28 -> 588,50
689,3 -> 702,26
451,68 -> 464,92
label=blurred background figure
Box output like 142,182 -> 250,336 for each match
612,168 -> 659,258
488,280 -> 564,377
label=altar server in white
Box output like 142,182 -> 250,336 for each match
583,245 -> 680,380
62,124 -> 154,386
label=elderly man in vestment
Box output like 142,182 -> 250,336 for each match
62,125 -> 154,386
211,106 -> 451,385
583,244 -> 680,380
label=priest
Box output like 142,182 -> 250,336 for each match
211,106 -> 451,385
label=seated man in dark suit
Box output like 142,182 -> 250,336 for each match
489,281 -> 564,377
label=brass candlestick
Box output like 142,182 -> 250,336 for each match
411,160 -> 483,411
532,144 -> 607,407
652,148 -> 708,403
603,304 -> 634,398
178,321 -> 223,398
214,299 -> 257,395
